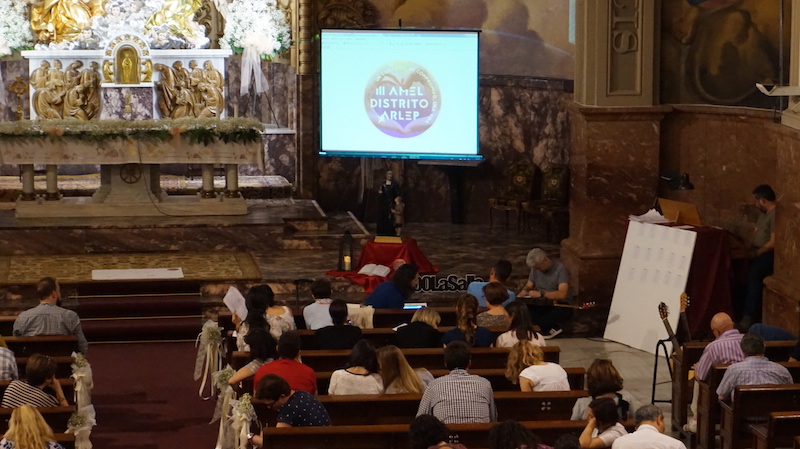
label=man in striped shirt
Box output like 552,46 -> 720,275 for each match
685,312 -> 744,432
13,277 -> 88,354
717,332 -> 792,401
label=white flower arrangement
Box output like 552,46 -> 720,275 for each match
0,0 -> 33,56
221,0 -> 291,59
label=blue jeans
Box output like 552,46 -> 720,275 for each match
743,251 -> 774,320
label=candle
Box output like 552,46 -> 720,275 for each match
343,256 -> 351,271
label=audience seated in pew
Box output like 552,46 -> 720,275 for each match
442,295 -> 495,348
476,283 -> 510,328
571,359 -> 637,420
234,284 -> 291,351
329,340 -> 383,395
253,331 -> 316,395
506,341 -> 569,392
315,299 -> 362,350
2,354 -> 69,409
250,374 -> 331,447
365,264 -> 420,310
0,404 -> 66,449
227,327 -> 277,390
302,278 -> 334,331
377,345 -> 433,394
409,414 -> 468,449
467,259 -> 516,308
0,343 -> 18,380
611,404 -> 686,449
495,301 -> 545,348
416,341 -> 496,424
489,420 -> 550,449
555,434 -> 581,449
717,332 -> 793,401
748,323 -> 800,362
396,308 -> 442,349
579,397 -> 628,449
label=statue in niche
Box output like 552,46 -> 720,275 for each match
141,60 -> 153,82
154,63 -> 177,117
63,84 -> 89,120
30,0 -> 105,44
116,46 -> 139,84
34,80 -> 66,119
65,60 -> 84,89
76,26 -> 100,49
102,60 -> 113,83
80,62 -> 102,119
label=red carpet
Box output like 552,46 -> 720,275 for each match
88,342 -> 218,448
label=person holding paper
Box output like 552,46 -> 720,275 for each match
364,263 -> 420,309
739,184 -> 777,329
518,248 -> 571,339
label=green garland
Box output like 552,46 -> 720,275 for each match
0,118 -> 265,145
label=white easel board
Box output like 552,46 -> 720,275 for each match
604,221 -> 697,354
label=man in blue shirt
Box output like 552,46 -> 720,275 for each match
466,260 -> 515,307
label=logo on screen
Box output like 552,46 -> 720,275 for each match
365,61 -> 440,138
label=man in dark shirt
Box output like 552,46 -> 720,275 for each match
740,184 -> 777,329
250,374 -> 330,446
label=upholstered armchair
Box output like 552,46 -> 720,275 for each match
488,163 -> 536,230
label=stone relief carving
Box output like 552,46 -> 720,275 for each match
31,59 -> 102,120
153,59 -> 224,119
317,0 -> 380,29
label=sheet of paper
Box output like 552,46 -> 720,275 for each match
223,286 -> 248,321
91,268 -> 184,280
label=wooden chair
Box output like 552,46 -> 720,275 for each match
750,411 -> 800,449
521,165 -> 570,241
718,384 -> 800,449
489,163 -> 536,230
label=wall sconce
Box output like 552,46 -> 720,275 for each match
660,172 -> 694,191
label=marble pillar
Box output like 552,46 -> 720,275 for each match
562,104 -> 669,304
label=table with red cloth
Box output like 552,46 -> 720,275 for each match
326,237 -> 438,294
680,226 -> 735,339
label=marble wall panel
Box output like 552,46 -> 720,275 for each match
225,58 -> 296,127
100,87 -> 154,121
240,134 -> 297,185
0,229 -> 86,256
181,225 -> 286,252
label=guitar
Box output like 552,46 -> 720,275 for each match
519,296 -> 596,309
658,293 -> 690,359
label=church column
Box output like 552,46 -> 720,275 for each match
563,0 -> 666,308
20,165 -> 36,201
201,164 -> 216,198
294,0 -> 316,198
224,164 -> 240,198
44,165 -> 60,200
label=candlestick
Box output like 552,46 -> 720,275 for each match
343,256 -> 351,271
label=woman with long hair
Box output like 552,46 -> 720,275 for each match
476,282 -> 510,328
578,397 -> 628,448
1,404 -> 65,449
495,301 -> 545,347
505,340 -> 568,392
328,339 -> 383,394
377,345 -> 434,393
396,307 -> 442,348
365,263 -> 420,309
227,327 -> 278,388
234,284 -> 295,350
570,359 -> 638,420
442,294 -> 495,347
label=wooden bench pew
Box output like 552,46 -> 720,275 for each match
697,362 -> 800,449
0,316 -> 14,337
0,406 -> 75,434
16,356 -> 75,379
719,384 -> 800,449
232,346 -> 559,373
5,335 -> 80,357
751,411 -> 800,449
795,436 -> 800,449
256,389 -> 588,427
671,340 -> 798,431
53,433 -> 76,449
260,419 -> 635,449
0,378 -> 75,405
295,326 -> 508,350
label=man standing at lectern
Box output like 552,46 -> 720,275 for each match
740,184 -> 776,329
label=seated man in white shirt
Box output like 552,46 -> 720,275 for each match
612,404 -> 687,449
302,278 -> 334,330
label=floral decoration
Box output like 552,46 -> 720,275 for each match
221,0 -> 291,59
0,0 -> 33,56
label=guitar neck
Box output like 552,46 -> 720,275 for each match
661,316 -> 683,359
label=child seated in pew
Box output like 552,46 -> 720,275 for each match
328,340 -> 383,395
0,404 -> 65,449
228,327 -> 277,390
377,345 -> 434,393
1,354 -> 69,409
489,420 -> 552,449
578,397 -> 628,449
505,341 -> 569,392
409,414 -> 468,449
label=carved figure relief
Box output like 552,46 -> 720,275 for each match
102,60 -> 114,83
30,0 -> 106,44
31,59 -> 102,120
141,60 -> 153,82
153,59 -> 224,119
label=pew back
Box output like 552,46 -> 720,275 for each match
16,356 -> 75,379
719,384 -> 800,449
750,411 -> 800,449
0,406 -> 75,434
5,335 -> 80,357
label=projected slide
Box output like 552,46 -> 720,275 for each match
320,29 -> 481,161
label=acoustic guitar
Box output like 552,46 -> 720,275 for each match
658,293 -> 690,358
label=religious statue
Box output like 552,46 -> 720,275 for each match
391,196 -> 405,236
102,60 -> 113,83
116,47 -> 139,84
171,86 -> 195,119
172,61 -> 190,88
144,0 -> 207,47
34,80 -> 66,119
63,84 -> 89,120
141,60 -> 153,83
203,60 -> 223,89
65,61 -> 84,90
196,83 -> 223,117
30,0 -> 105,44
30,61 -> 51,90
76,26 -> 100,49
154,62 -> 177,117
80,62 -> 102,119
377,171 -> 401,236
150,26 -> 182,49
48,60 -> 66,85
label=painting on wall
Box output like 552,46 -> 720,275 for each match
661,0 -> 791,108
368,0 -> 575,79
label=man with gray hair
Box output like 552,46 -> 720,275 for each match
612,404 -> 687,449
716,332 -> 792,401
518,248 -> 570,338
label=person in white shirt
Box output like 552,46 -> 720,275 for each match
328,340 -> 383,395
579,397 -> 628,448
611,404 -> 687,449
302,278 -> 334,331
505,340 -> 569,391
